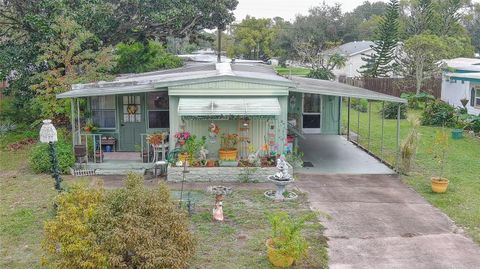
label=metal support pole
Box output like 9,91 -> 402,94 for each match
70,99 -> 76,147
367,101 -> 372,150
396,104 -> 401,171
357,99 -> 360,144
381,101 -> 385,159
76,98 -> 81,142
347,97 -> 351,141
49,142 -> 63,192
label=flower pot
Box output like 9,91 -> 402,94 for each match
206,160 -> 216,167
266,238 -> 294,268
74,144 -> 87,158
431,177 -> 449,193
218,149 -> 237,161
451,129 -> 463,140
95,151 -> 104,163
178,139 -> 186,146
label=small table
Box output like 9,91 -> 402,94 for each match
101,138 -> 116,152
152,143 -> 169,162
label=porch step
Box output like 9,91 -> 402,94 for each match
95,168 -> 146,176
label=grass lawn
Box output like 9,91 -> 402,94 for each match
0,142 -> 327,268
341,100 -> 480,243
275,66 -> 310,77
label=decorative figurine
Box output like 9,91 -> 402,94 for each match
199,146 -> 209,161
213,194 -> 224,221
274,154 -> 291,180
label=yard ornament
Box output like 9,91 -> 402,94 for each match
274,154 -> 291,180
208,122 -> 220,143
39,120 -> 62,192
199,146 -> 209,161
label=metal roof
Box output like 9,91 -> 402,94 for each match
178,97 -> 281,116
57,63 -> 293,99
442,58 -> 480,72
324,41 -> 375,57
290,76 -> 407,103
445,72 -> 480,80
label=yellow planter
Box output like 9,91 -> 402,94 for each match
218,149 -> 238,161
266,238 -> 294,268
431,177 -> 449,193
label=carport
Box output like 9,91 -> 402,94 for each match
288,76 -> 407,174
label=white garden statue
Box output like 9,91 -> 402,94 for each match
199,146 -> 209,161
274,154 -> 291,180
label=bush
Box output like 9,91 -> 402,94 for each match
350,98 -> 368,112
400,115 -> 420,174
400,92 -> 435,109
306,68 -> 334,80
421,100 -> 455,127
95,174 -> 196,269
42,174 -> 196,269
42,184 -> 107,268
380,102 -> 407,119
29,141 -> 75,174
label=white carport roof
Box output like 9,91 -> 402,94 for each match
290,76 -> 407,103
178,97 -> 281,116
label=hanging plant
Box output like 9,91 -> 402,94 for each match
208,123 -> 220,143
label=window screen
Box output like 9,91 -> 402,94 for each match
91,96 -> 116,128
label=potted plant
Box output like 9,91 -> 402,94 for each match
147,132 -> 166,146
206,159 -> 216,167
266,212 -> 316,268
83,119 -> 97,133
180,135 -> 206,165
175,131 -> 190,146
430,129 -> 450,193
219,133 -> 239,161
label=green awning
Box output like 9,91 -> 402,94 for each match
178,97 -> 281,116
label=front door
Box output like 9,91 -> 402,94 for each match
302,93 -> 321,134
118,94 -> 145,151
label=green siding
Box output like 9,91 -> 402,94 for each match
169,80 -> 289,96
321,95 -> 341,135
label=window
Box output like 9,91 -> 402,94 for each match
147,91 -> 169,128
91,96 -> 116,128
303,93 -> 321,113
123,95 -> 141,123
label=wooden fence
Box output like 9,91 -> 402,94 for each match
338,76 -> 442,99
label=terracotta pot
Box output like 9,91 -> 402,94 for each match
218,149 -> 238,161
206,160 -> 216,167
431,177 -> 449,193
266,238 -> 294,268
178,139 -> 186,145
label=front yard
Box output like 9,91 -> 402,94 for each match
0,145 -> 327,268
342,102 -> 480,243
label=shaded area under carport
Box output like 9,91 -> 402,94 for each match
297,135 -> 394,174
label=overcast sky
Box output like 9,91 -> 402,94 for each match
233,0 -> 480,22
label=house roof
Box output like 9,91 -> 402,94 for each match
324,41 -> 375,57
57,63 -> 294,98
445,72 -> 480,82
57,62 -> 406,103
442,58 -> 480,72
290,76 -> 407,103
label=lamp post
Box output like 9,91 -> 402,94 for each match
39,119 -> 63,192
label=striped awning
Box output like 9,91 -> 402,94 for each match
178,97 -> 281,116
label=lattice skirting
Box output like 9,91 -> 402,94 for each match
70,167 -> 96,176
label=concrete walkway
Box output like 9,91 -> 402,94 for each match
298,135 -> 394,174
297,173 -> 480,269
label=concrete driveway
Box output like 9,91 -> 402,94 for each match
297,173 -> 480,269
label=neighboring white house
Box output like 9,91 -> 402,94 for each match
324,41 -> 375,78
441,57 -> 480,115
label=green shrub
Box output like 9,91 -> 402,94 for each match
380,102 -> 407,119
350,98 -> 368,112
421,100 -> 455,127
29,141 -> 75,174
42,184 -> 107,268
306,68 -> 334,80
95,173 -> 196,269
400,92 -> 435,109
42,174 -> 196,269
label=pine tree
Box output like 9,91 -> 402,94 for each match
360,0 -> 399,78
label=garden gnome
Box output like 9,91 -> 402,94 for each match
212,194 -> 224,221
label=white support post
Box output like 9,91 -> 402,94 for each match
396,104 -> 401,171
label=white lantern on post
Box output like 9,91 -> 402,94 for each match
39,119 -> 62,191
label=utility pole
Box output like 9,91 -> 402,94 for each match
217,27 -> 222,63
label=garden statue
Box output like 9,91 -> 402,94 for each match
199,146 -> 209,161
213,194 -> 224,221
208,186 -> 232,222
274,154 -> 291,180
